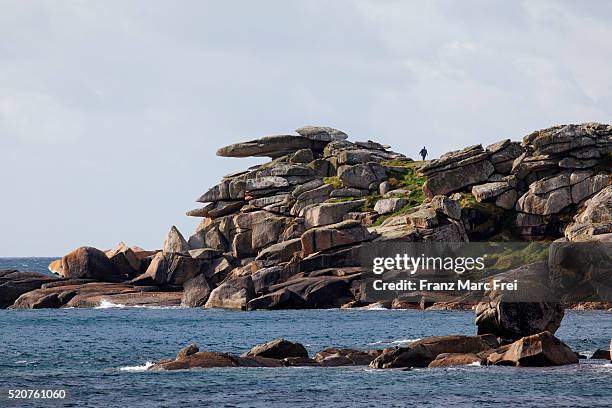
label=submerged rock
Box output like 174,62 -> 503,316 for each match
428,353 -> 484,368
487,331 -> 578,366
241,338 -> 308,359
369,344 -> 436,369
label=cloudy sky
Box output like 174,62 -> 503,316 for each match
1,0 -> 611,256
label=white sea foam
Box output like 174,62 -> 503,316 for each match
96,299 -> 126,309
367,338 -> 421,346
95,300 -> 181,309
468,361 -> 482,366
131,305 -> 181,310
119,362 -> 154,372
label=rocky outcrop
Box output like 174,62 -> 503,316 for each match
241,338 -> 308,359
8,122 -> 610,311
486,331 -> 578,366
0,270 -> 59,308
421,145 -> 495,197
314,348 -> 379,366
565,185 -> 612,242
162,226 -> 190,254
11,280 -> 180,309
149,330 -> 581,371
428,353 -> 484,368
204,276 -> 255,310
475,299 -> 564,341
181,274 -> 212,307
59,246 -> 120,282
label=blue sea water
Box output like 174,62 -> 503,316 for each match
1,259 -> 611,407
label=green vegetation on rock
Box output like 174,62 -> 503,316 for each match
323,176 -> 342,189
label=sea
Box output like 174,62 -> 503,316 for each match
1,258 -> 611,407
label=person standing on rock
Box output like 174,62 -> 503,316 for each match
419,146 -> 428,161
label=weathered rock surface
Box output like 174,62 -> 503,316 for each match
369,344 -> 436,368
204,276 -> 255,310
60,247 -> 119,282
314,348 -> 379,366
374,197 -> 407,214
303,200 -> 365,228
300,220 -> 372,256
486,331 -> 578,366
163,226 -> 190,254
217,135 -> 328,158
181,274 -> 212,307
295,126 -> 348,141
11,281 -> 181,309
476,299 -> 564,341
0,270 -> 59,308
132,252 -> 205,287
241,338 -> 308,359
565,186 -> 612,242
16,123 -> 609,313
428,353 -> 484,368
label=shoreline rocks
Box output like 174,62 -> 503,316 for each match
148,331 -> 581,371
3,122 -> 610,314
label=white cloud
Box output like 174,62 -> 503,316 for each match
0,0 -> 610,255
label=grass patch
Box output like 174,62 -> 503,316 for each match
459,192 -> 504,216
323,176 -> 342,189
326,197 -> 357,203
486,242 -> 550,270
363,194 -> 382,210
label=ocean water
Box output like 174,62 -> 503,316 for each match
1,259 -> 611,407
0,257 -> 58,275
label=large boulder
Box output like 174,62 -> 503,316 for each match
105,242 -> 141,279
290,184 -> 333,216
374,197 -> 407,215
300,220 -> 373,256
181,274 -> 213,307
204,276 -> 255,310
133,252 -> 204,287
314,348 -> 379,366
0,270 -> 59,308
241,338 -> 308,359
476,301 -> 564,341
255,238 -> 302,263
408,335 -> 499,357
369,344 -> 435,369
487,331 -> 578,366
524,123 -> 610,155
565,186 -> 612,241
162,226 -> 190,254
216,135 -> 328,158
60,246 -> 119,282
303,200 -> 365,228
246,289 -> 309,310
486,139 -> 523,174
547,241 -> 612,303
338,163 -> 387,189
420,145 -> 495,197
295,126 -> 348,141
11,281 -> 180,309
428,353 -> 484,368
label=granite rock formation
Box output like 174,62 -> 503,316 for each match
2,123 -> 610,328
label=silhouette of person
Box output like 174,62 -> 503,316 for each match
419,146 -> 428,161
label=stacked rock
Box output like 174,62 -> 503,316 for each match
420,123 -> 611,240
181,126 -> 423,310
178,125 -> 494,311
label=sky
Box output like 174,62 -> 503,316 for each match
1,0 -> 612,256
